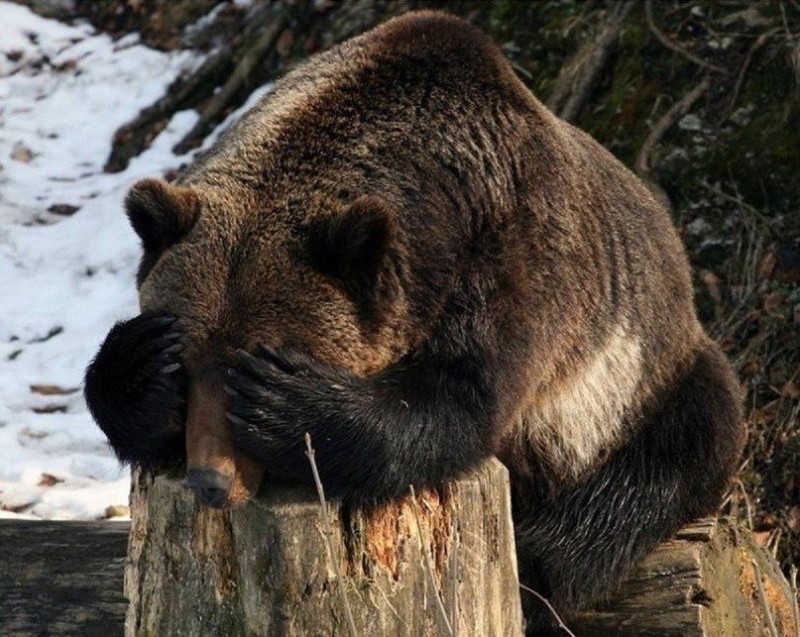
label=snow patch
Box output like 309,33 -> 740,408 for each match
0,2 -> 271,520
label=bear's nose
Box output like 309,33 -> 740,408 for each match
186,468 -> 232,508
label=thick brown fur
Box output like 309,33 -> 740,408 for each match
84,12 -> 745,633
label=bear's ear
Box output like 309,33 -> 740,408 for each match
125,179 -> 200,253
305,195 -> 398,317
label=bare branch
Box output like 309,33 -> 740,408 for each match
644,1 -> 729,75
726,27 -> 781,120
635,76 -> 710,210
548,1 -> 635,122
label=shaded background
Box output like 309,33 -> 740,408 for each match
10,0 -> 800,577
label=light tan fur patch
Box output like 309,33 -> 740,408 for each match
526,328 -> 644,482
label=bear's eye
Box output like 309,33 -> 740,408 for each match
125,178 -> 200,255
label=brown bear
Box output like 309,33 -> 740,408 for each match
84,11 -> 745,634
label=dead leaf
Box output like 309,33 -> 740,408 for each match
758,244 -> 778,279
10,141 -> 34,163
763,290 -> 786,313
37,473 -> 64,487
1,501 -> 34,514
29,384 -> 79,395
700,269 -> 723,318
105,505 -> 130,518
56,59 -> 77,73
788,506 -> 800,532
750,402 -> 778,426
752,530 -> 772,547
32,404 -> 67,414
47,204 -> 79,216
779,380 -> 800,399
740,359 -> 760,378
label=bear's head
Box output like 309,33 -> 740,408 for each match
126,177 -> 410,508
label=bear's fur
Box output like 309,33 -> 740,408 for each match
85,11 -> 745,633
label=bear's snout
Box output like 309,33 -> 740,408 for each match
186,468 -> 232,508
184,373 -> 265,509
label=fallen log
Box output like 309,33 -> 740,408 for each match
572,518 -> 799,637
1,480 -> 796,636
0,519 -> 128,637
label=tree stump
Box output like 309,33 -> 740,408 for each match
572,518 -> 799,637
125,458 -> 523,637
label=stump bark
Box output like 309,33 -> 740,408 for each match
572,518 -> 799,637
125,458 -> 523,637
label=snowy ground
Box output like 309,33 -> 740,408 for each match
0,2 -> 268,520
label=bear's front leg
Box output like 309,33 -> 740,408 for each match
84,312 -> 188,470
224,345 -> 363,486
225,344 -> 497,501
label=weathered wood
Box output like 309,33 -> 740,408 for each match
572,518 -> 799,637
1,513 -> 795,636
125,458 -> 524,637
0,520 -> 128,637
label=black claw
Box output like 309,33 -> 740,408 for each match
162,343 -> 184,355
258,344 -> 295,372
223,384 -> 237,397
160,363 -> 181,375
226,413 -> 248,427
153,315 -> 179,326
258,344 -> 278,358
163,332 -> 182,341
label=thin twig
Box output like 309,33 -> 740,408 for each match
726,27 -> 780,120
449,518 -> 458,636
789,564 -> 799,637
700,180 -> 779,236
635,76 -> 710,210
736,478 -> 755,530
409,485 -> 455,637
372,583 -> 409,629
779,1 -> 794,40
644,0 -> 729,75
548,1 -> 635,122
305,433 -> 359,637
519,583 -> 579,637
751,558 -> 780,637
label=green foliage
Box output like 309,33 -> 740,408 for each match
452,0 -> 800,578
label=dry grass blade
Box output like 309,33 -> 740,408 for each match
752,559 -> 781,637
519,583 -> 578,637
409,485 -> 455,637
790,564 -> 799,637
449,518 -> 459,635
304,433 -> 359,637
